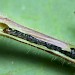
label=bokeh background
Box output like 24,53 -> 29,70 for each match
0,0 -> 75,75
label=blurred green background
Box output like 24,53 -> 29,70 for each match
0,0 -> 75,75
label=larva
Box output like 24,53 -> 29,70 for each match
3,27 -> 75,59
0,16 -> 75,64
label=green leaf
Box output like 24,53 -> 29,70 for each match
0,0 -> 75,75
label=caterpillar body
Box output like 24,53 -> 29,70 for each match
0,17 -> 75,64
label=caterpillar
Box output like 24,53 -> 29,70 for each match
0,16 -> 75,64
3,27 -> 75,59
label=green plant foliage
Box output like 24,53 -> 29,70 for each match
0,0 -> 75,75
